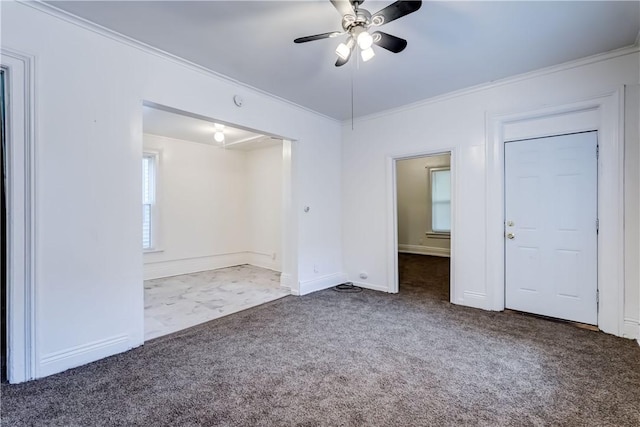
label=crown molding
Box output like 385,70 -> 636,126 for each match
346,44 -> 640,126
18,0 -> 339,124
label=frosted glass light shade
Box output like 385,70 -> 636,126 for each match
357,31 -> 373,50
336,43 -> 351,60
214,131 -> 225,143
361,47 -> 375,62
336,37 -> 355,60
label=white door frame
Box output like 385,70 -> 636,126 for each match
386,148 -> 456,298
486,88 -> 624,336
280,139 -> 299,293
1,48 -> 38,383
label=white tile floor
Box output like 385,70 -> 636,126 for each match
144,264 -> 290,340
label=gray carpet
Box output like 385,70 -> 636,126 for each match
2,260 -> 640,426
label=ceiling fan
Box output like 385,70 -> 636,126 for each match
294,0 -> 422,66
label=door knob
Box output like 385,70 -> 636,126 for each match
506,232 -> 515,239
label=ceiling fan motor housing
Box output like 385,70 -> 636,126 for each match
342,7 -> 372,32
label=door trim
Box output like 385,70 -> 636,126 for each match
1,48 -> 38,382
486,88 -> 624,336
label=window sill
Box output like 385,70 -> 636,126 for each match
425,232 -> 450,239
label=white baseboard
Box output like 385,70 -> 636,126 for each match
398,244 -> 450,257
462,291 -> 489,309
246,251 -> 281,272
144,251 -> 282,280
298,272 -> 347,296
39,334 -> 133,378
144,252 -> 248,280
623,318 -> 639,340
351,281 -> 391,293
280,273 -> 293,290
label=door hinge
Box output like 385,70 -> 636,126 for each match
596,144 -> 599,159
596,289 -> 599,305
596,218 -> 599,234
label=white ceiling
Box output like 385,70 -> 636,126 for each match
47,1 -> 639,120
143,105 -> 281,151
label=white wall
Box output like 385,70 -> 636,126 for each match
342,48 -> 640,339
397,154 -> 451,257
142,134 -> 282,279
1,2 -> 343,380
246,144 -> 283,271
143,134 -> 285,279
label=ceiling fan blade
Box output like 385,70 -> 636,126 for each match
330,0 -> 355,17
371,1 -> 422,26
294,31 -> 343,43
372,31 -> 407,53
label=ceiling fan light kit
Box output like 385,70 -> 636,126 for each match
294,0 -> 422,67
356,30 -> 373,50
213,123 -> 225,144
361,46 -> 375,62
335,37 -> 355,60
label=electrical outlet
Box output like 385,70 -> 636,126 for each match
272,252 -> 277,260
313,264 -> 319,273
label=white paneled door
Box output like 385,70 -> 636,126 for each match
504,132 -> 598,324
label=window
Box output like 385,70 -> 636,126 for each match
430,168 -> 451,233
142,153 -> 156,250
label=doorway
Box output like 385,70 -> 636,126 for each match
487,91 -> 623,336
504,131 -> 598,324
395,153 -> 452,301
1,51 -> 37,384
141,104 -> 292,340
